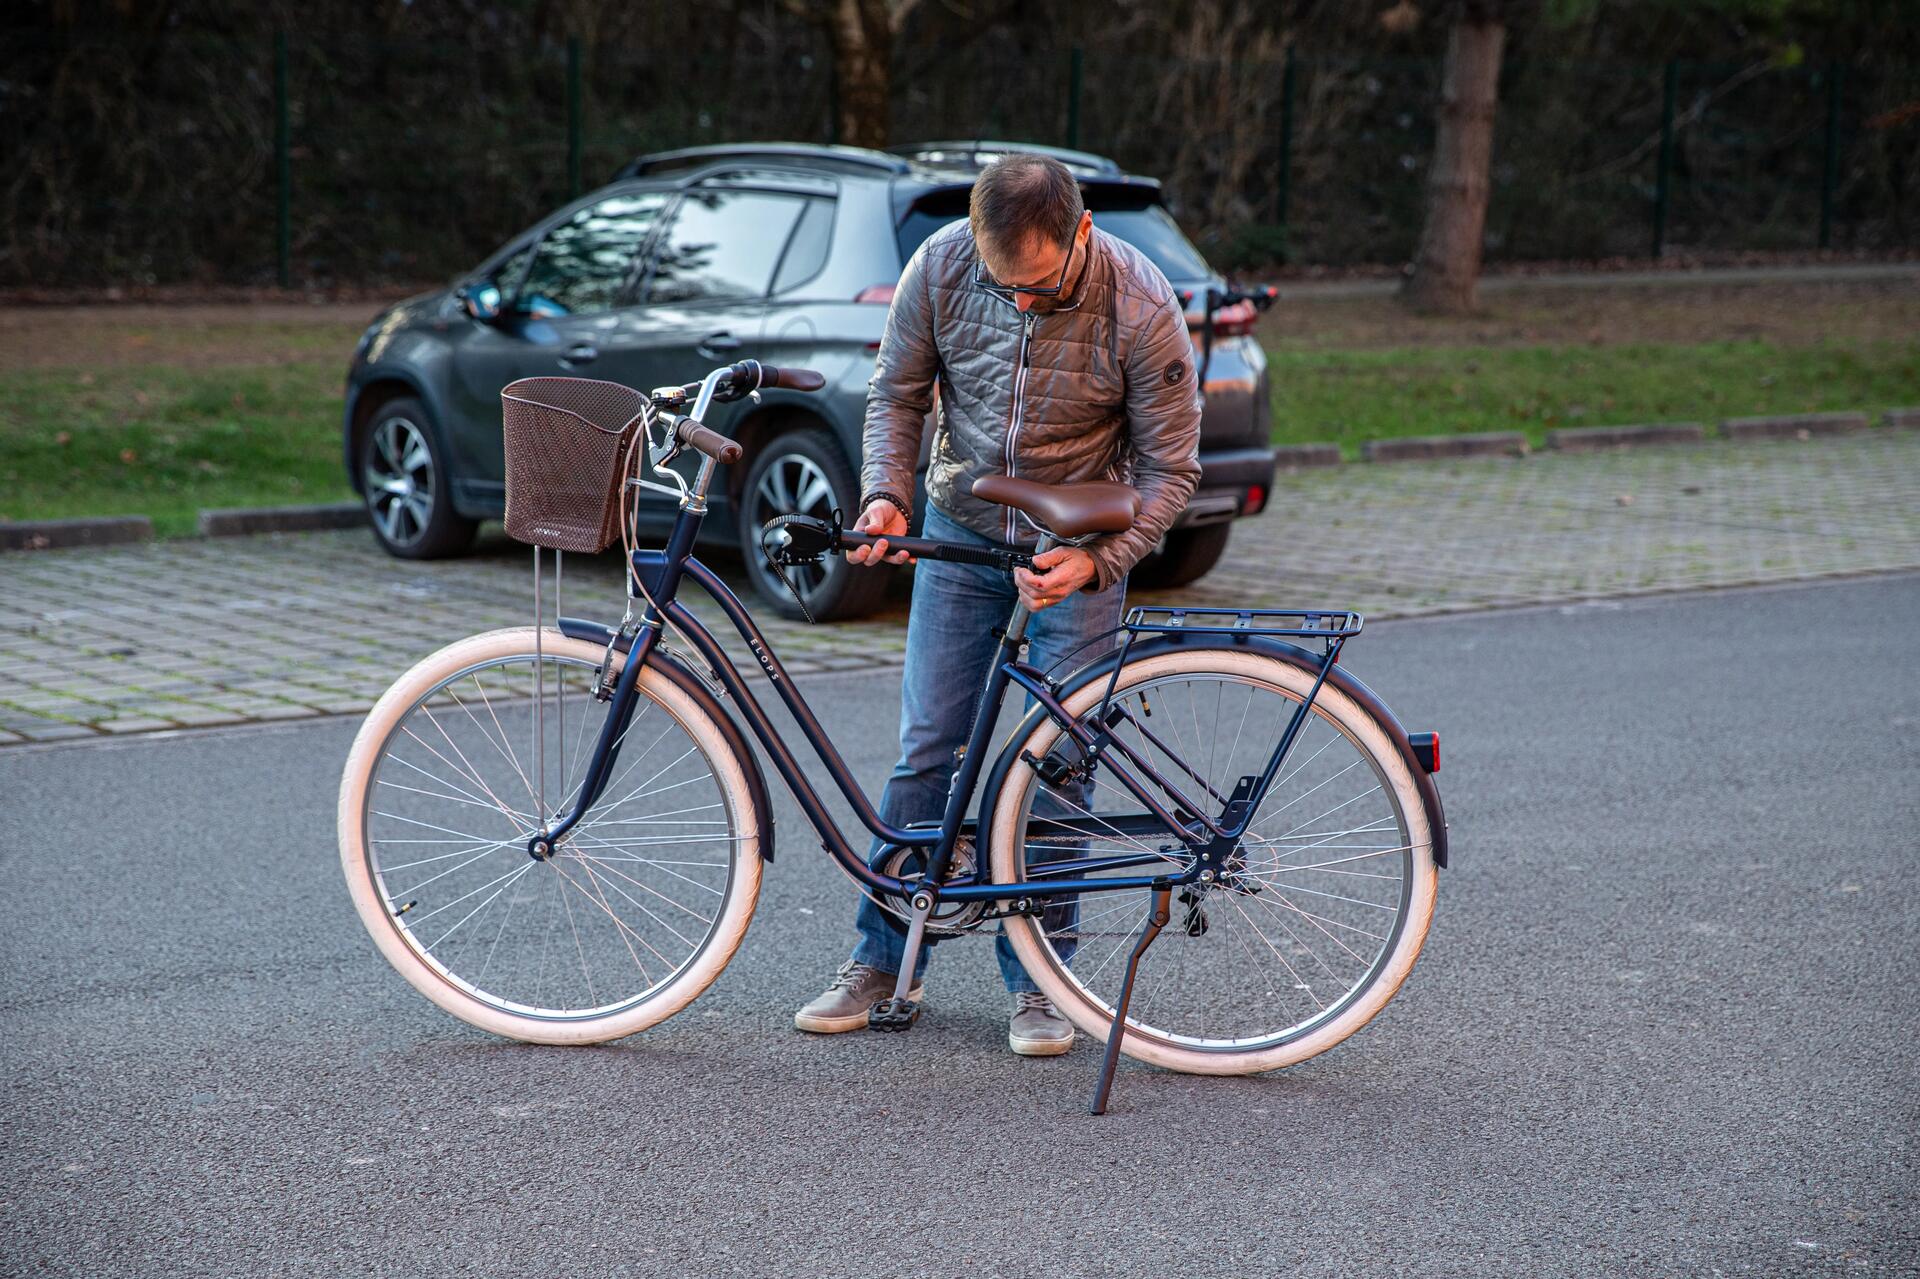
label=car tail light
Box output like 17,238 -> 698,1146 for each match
854,284 -> 897,305
1245,484 -> 1267,515
1209,300 -> 1259,337
1184,299 -> 1260,338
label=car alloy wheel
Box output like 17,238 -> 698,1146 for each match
736,427 -> 890,622
365,415 -> 438,550
751,452 -> 836,600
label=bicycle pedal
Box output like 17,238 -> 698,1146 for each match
867,997 -> 921,1032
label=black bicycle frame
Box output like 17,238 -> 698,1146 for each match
537,496 -> 1331,908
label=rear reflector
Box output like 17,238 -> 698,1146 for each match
1408,732 -> 1439,773
1245,484 -> 1267,515
854,284 -> 897,305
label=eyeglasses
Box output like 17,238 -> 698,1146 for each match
972,235 -> 1078,303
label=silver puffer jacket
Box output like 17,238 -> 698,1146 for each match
860,219 -> 1203,593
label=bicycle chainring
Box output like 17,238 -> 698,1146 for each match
872,839 -> 990,940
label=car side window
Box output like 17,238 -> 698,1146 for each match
771,198 -> 835,295
644,190 -> 807,305
515,192 -> 667,318
492,243 -> 535,297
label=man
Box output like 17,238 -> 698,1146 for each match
793,154 -> 1202,1055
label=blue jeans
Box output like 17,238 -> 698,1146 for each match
850,505 -> 1126,993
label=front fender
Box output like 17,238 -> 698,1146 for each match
978,632 -> 1447,870
557,617 -> 775,864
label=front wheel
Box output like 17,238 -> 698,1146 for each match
358,398 -> 478,559
338,628 -> 763,1044
990,647 -> 1436,1075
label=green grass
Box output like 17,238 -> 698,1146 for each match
1265,339 -> 1920,456
2,335 -> 1916,537
0,364 -> 352,536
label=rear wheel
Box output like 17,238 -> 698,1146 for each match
338,628 -> 763,1044
1131,524 -> 1231,590
990,647 -> 1436,1075
737,428 -> 890,621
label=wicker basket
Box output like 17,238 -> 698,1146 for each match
501,377 -> 649,553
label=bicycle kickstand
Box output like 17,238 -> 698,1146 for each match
1089,880 -> 1173,1116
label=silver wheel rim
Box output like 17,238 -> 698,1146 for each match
1011,670 -> 1414,1053
361,652 -> 745,1021
751,451 -> 836,599
365,415 -> 437,548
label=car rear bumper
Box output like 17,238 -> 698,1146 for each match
1175,444 -> 1277,528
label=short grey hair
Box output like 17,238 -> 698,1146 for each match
969,154 -> 1084,259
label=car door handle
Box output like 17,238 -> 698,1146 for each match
696,332 -> 742,359
560,343 -> 598,367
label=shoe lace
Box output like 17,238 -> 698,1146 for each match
829,961 -> 878,993
1014,991 -> 1054,1014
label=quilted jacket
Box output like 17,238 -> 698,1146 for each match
859,219 -> 1203,592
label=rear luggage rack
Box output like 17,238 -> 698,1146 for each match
1123,607 -> 1364,642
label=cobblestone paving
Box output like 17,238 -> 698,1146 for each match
2,432 -> 1916,745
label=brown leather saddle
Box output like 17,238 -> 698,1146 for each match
970,475 -> 1140,540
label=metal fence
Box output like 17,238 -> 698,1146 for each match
3,28 -> 1913,289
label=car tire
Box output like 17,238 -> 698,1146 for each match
1129,523 -> 1232,590
737,427 -> 891,622
358,398 -> 478,560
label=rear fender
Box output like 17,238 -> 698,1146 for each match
558,617 -> 775,864
979,632 -> 1447,870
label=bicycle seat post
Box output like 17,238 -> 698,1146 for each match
999,532 -> 1054,646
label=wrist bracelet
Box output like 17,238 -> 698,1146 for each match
860,492 -> 912,523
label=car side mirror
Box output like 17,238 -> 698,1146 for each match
459,280 -> 504,323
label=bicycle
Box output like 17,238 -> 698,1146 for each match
337,359 -> 1449,1112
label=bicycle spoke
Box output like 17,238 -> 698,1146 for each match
357,646 -> 747,1024
1011,661 -> 1418,1054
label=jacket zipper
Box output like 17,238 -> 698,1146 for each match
1003,311 -> 1036,542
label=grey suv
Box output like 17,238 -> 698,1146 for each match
344,141 -> 1277,620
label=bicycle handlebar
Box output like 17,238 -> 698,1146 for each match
764,513 -> 1036,572
837,528 -> 1035,570
751,362 -> 825,392
674,418 -> 742,465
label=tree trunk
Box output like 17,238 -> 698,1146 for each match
828,0 -> 892,149
1400,13 -> 1506,315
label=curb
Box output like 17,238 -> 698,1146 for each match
197,502 -> 365,536
1273,443 -> 1342,469
1363,431 -> 1528,463
1720,410 -> 1870,441
1884,407 -> 1920,429
0,516 -> 153,551
1546,422 -> 1706,452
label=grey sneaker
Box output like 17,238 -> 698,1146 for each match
1008,991 -> 1075,1056
793,961 -> 924,1034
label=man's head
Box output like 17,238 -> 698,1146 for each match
969,154 -> 1093,313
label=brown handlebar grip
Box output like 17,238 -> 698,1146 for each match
759,365 -> 826,392
676,420 -> 743,464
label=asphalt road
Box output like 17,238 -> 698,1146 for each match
3,574 -> 1916,1277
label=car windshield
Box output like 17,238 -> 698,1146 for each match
896,202 -> 1210,285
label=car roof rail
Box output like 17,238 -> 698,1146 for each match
614,143 -> 911,182
887,140 -> 1124,176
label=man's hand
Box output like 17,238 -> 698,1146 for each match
845,500 -> 914,566
1015,546 -> 1097,611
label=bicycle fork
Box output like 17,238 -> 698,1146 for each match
528,621 -> 660,860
